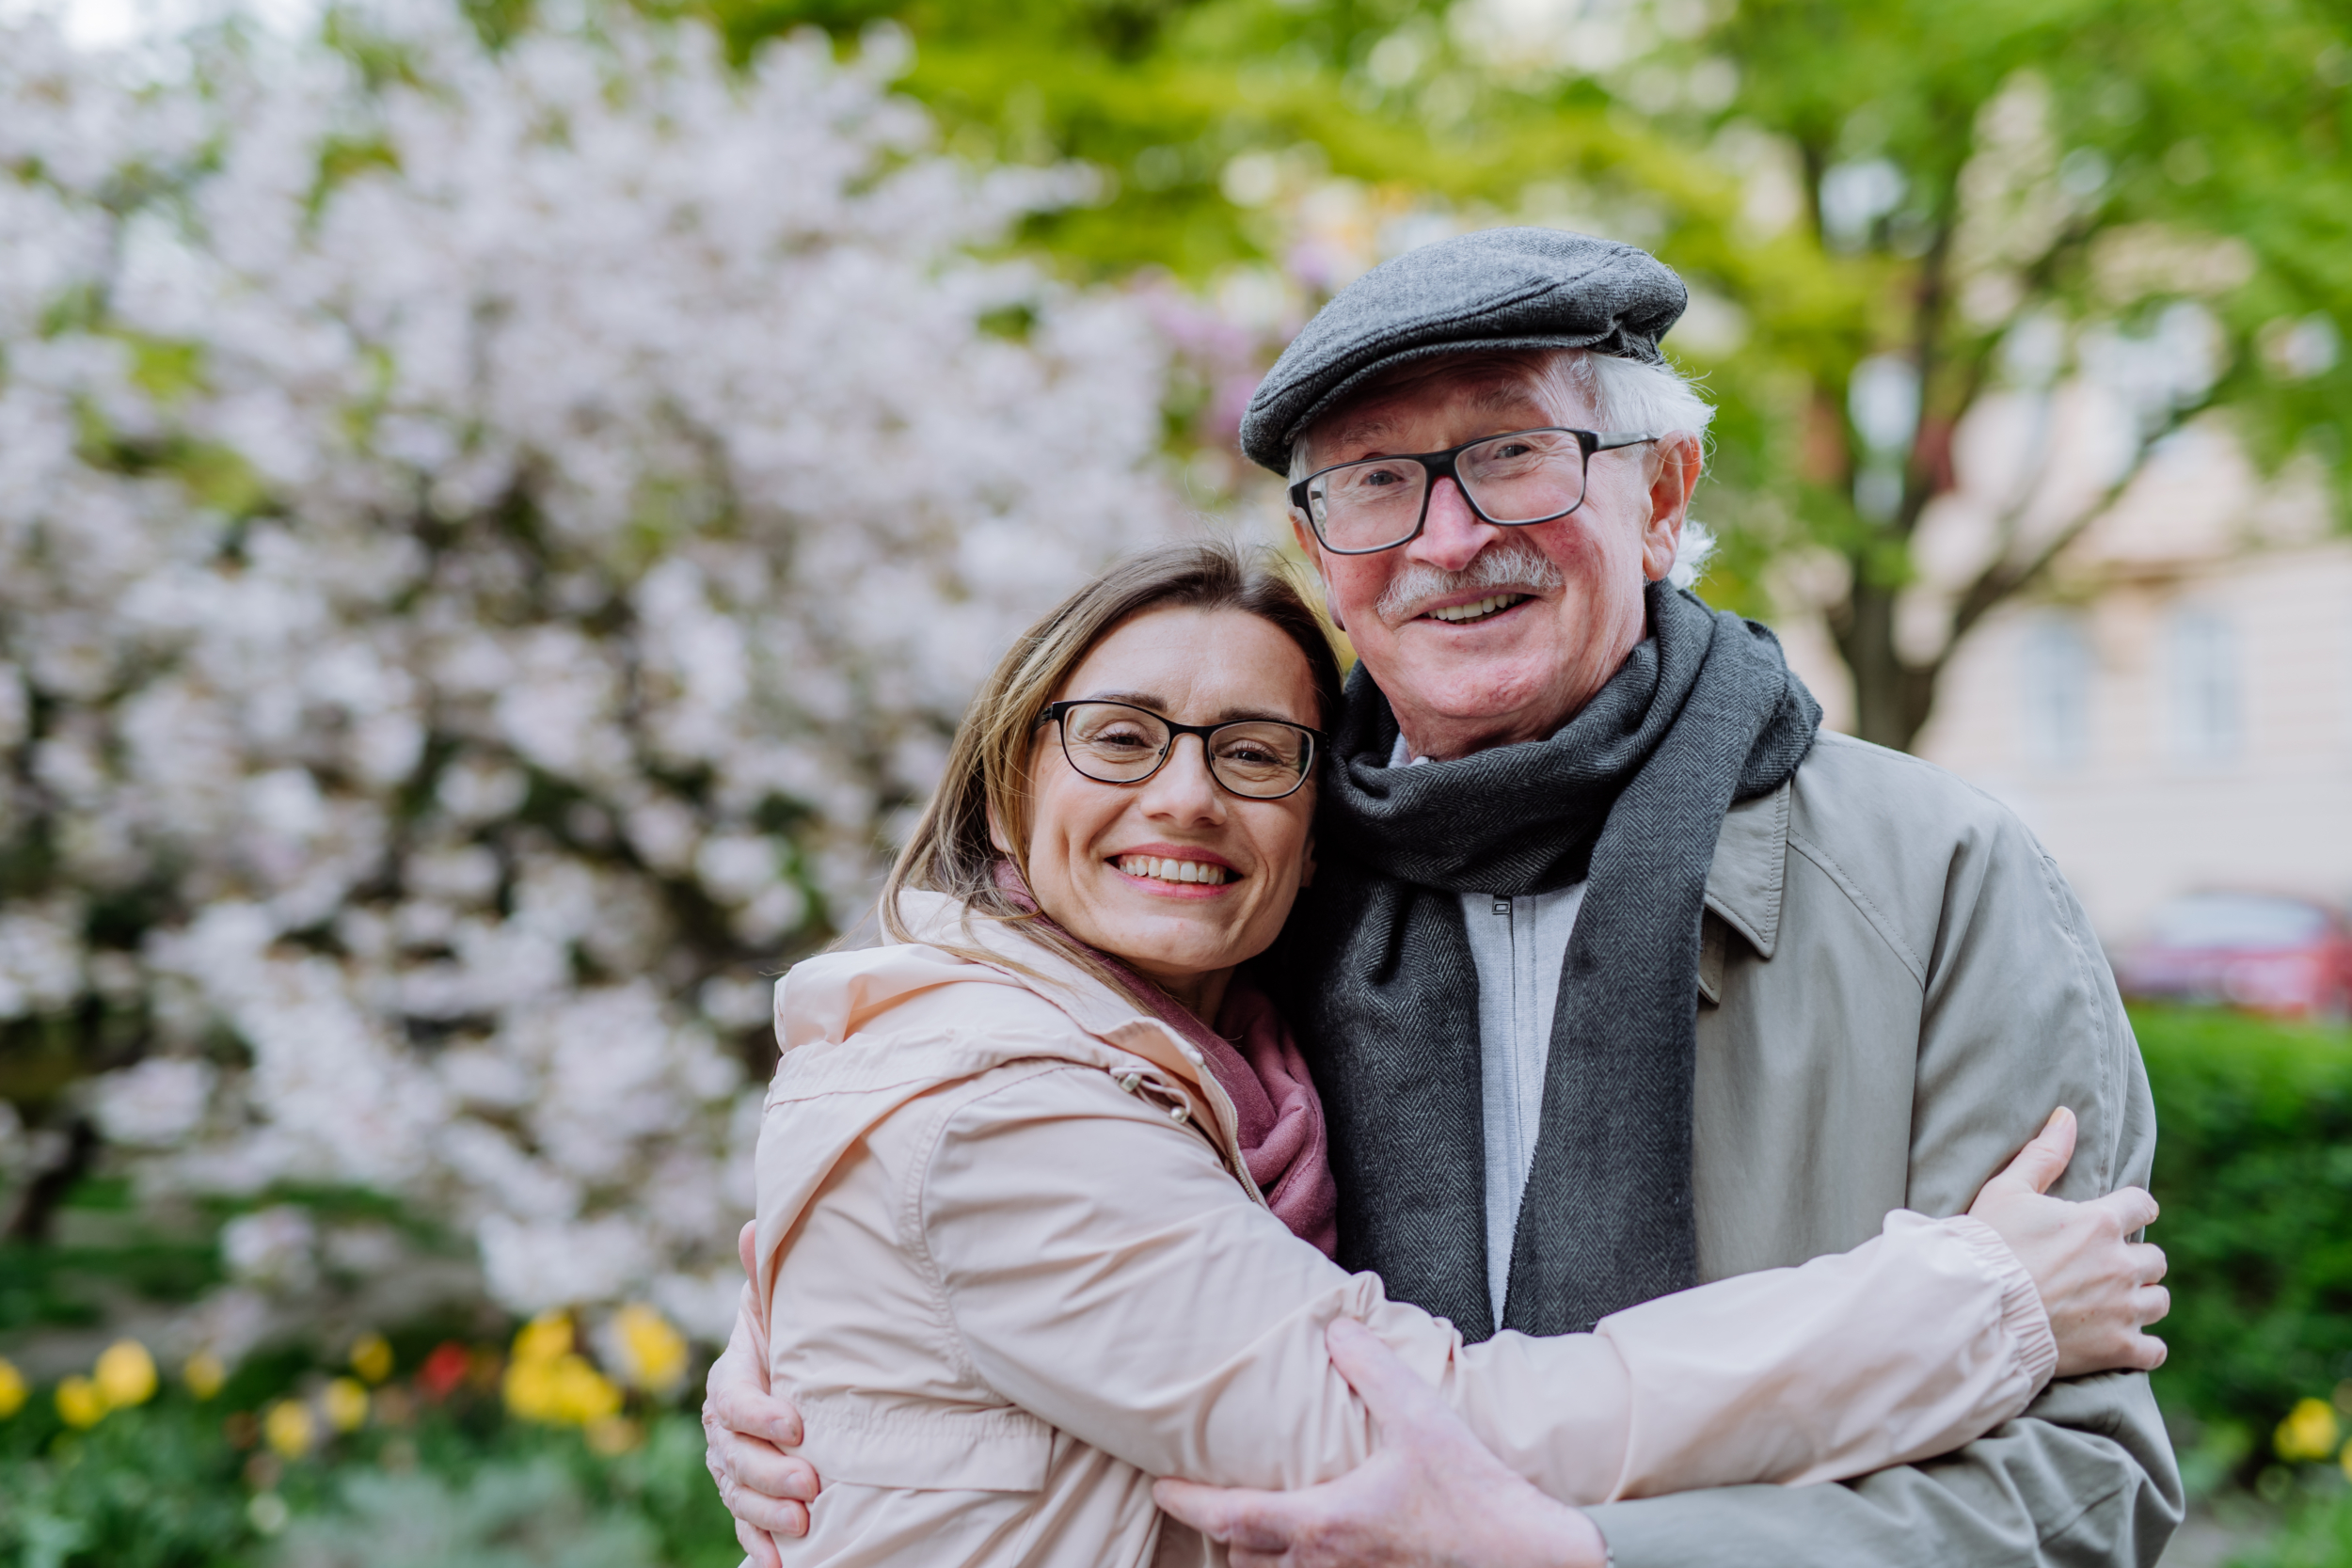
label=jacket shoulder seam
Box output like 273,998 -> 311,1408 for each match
1784,827 -> 1929,987
893,1059 -> 1087,1388
2027,846 -> 2124,1191
901,1059 -> 1174,1391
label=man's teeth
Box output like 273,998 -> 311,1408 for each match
1427,594 -> 1527,624
1117,856 -> 1231,886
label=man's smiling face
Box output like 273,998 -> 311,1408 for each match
1290,353 -> 1699,760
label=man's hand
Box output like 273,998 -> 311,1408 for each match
1152,1319 -> 1608,1568
702,1221 -> 819,1564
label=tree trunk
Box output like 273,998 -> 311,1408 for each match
1831,575 -> 1941,753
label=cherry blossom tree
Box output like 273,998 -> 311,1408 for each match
0,0 -> 1178,1353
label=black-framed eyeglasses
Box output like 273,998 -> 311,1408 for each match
1289,426 -> 1661,555
1041,700 -> 1323,800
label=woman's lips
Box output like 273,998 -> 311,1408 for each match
1108,850 -> 1239,894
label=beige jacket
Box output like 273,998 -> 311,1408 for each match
752,891 -> 2058,1568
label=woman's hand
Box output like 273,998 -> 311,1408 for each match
1968,1108 -> 2169,1377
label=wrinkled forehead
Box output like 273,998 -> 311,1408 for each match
1302,351 -> 1593,462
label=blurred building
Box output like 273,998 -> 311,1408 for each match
1781,416 -> 2352,948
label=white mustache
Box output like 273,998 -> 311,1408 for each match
1375,540 -> 1564,626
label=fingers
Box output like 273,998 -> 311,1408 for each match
718,1462 -> 814,1535
706,1368 -> 803,1449
2089,1185 -> 2160,1236
1324,1318 -> 1447,1435
2129,1240 -> 2168,1287
1999,1107 -> 2078,1196
734,1512 -> 791,1563
710,1427 -> 821,1503
1152,1478 -> 1297,1553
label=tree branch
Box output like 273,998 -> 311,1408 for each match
1944,398 -> 2208,649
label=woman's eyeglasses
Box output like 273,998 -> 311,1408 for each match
1041,700 -> 1322,800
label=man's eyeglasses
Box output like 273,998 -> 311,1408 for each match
1041,701 -> 1323,800
1290,427 -> 1661,556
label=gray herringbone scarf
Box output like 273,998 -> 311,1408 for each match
1265,582 -> 1820,1338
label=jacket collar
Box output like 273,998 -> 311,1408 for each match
1704,777 -> 1790,962
888,890 -> 1225,1107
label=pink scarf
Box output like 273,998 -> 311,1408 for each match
991,863 -> 1339,1257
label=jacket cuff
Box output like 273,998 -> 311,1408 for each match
1945,1214 -> 2058,1392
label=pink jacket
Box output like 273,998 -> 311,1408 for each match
752,893 -> 2058,1567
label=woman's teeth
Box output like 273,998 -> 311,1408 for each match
1427,594 -> 1527,624
1117,856 -> 1231,886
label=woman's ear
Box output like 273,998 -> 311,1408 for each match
986,802 -> 1012,859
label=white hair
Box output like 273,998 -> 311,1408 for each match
1287,348 -> 1718,589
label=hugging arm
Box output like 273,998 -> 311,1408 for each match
706,1076 -> 2163,1556
875,1068 -> 2121,1504
1152,1111 -> 2168,1565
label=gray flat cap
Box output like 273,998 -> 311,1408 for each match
1239,227 -> 1688,473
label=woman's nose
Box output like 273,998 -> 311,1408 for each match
1136,735 -> 1226,820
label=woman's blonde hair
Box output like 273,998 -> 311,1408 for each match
879,540 -> 1345,992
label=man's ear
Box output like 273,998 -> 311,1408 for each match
1298,832 -> 1316,890
1640,434 -> 1703,583
1288,513 -> 1343,632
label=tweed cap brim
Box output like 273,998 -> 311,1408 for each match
1239,227 -> 1688,474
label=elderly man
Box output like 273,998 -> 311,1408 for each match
704,229 -> 2180,1567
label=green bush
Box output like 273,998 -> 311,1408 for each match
2138,1006 -> 2352,1483
0,1367 -> 739,1568
2231,1485 -> 2352,1568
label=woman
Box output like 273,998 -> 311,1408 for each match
746,542 -> 2167,1567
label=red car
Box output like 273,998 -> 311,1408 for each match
2114,892 -> 2352,1020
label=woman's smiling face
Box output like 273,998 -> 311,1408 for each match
1009,605 -> 1321,1012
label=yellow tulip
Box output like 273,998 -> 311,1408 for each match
56,1374 -> 107,1429
349,1333 -> 394,1385
263,1398 -> 317,1459
612,1304 -> 688,1393
0,1357 -> 25,1419
550,1354 -> 623,1424
502,1355 -> 551,1421
2277,1397 -> 2342,1463
511,1312 -> 573,1367
183,1352 -> 227,1402
94,1339 -> 157,1409
322,1376 -> 370,1433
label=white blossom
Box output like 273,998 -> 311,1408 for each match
0,0 -> 1180,1336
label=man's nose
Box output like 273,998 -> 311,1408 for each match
1406,476 -> 1502,573
1136,735 -> 1226,822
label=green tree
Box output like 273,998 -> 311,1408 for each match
1707,0 -> 2352,748
702,0 -> 2350,752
